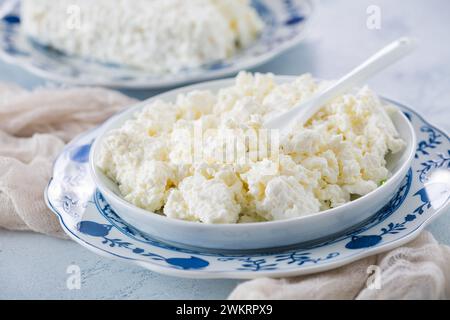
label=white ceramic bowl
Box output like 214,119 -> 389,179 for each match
89,76 -> 416,251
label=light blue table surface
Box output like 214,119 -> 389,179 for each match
1,0 -> 449,299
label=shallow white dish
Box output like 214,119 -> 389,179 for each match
46,102 -> 450,278
0,0 -> 313,88
89,76 -> 416,250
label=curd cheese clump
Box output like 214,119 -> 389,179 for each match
97,72 -> 405,224
21,0 -> 263,74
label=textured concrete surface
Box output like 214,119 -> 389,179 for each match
0,0 -> 449,299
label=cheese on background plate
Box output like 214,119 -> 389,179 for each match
21,0 -> 264,74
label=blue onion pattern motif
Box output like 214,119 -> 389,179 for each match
217,257 -> 278,271
346,179 -> 450,250
69,143 -> 92,163
94,191 -> 216,255
166,257 -> 210,270
345,235 -> 382,249
416,126 -> 442,158
285,16 -> 304,25
403,112 -> 412,122
417,152 -> 450,182
282,0 -> 305,25
275,251 -> 339,265
3,15 -> 20,24
78,221 -> 112,237
313,169 -> 412,249
77,220 -> 209,270
413,183 -> 450,215
217,251 -> 339,271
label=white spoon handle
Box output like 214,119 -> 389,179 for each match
265,37 -> 416,131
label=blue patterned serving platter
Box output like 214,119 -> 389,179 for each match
0,0 -> 313,89
45,101 -> 450,279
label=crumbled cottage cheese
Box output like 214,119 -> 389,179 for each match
21,0 -> 263,74
97,72 -> 405,224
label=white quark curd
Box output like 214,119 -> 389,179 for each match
21,0 -> 264,74
97,72 -> 405,224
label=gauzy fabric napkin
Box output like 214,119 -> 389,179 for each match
229,231 -> 450,300
0,83 -> 136,238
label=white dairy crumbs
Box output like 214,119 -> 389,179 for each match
21,0 -> 264,74
97,72 -> 406,224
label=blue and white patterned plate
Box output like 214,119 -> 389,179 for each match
45,101 -> 450,279
0,0 -> 313,89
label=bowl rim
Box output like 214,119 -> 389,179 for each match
89,75 -> 417,230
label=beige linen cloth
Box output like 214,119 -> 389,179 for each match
0,83 -> 449,299
0,83 -> 136,238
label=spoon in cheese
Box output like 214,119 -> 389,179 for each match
264,37 -> 416,135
